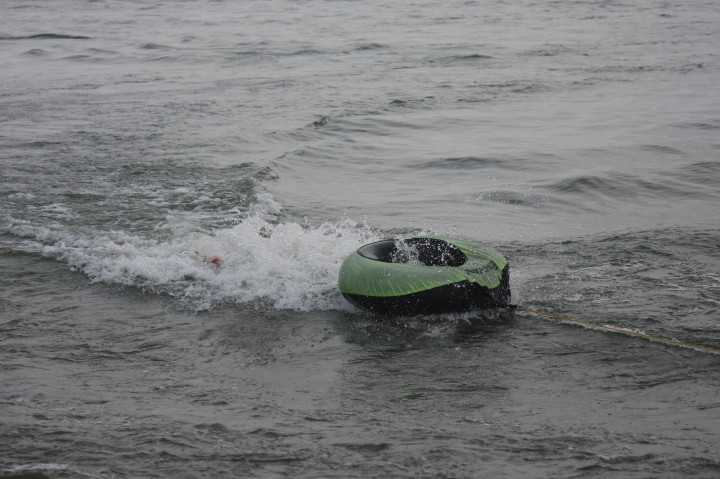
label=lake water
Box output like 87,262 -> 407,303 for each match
2,0 -> 720,477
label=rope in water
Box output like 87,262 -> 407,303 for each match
511,305 -> 720,355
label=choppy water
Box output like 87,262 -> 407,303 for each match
2,0 -> 720,477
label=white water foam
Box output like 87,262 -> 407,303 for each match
4,193 -> 382,312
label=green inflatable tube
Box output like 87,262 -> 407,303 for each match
338,236 -> 510,315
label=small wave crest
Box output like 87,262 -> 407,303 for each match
545,169 -> 720,203
0,33 -> 90,40
416,156 -> 524,170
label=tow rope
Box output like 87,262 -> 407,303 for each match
509,305 -> 720,355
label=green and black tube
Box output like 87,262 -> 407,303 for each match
338,236 -> 510,315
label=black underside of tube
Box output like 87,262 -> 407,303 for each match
343,266 -> 511,316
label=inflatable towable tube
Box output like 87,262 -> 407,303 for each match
338,236 -> 510,315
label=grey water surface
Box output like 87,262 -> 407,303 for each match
2,0 -> 720,477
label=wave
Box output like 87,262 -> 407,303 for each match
639,144 -> 684,155
0,33 -> 90,40
674,119 -> 720,130
546,167 -> 720,203
415,156 -> 526,170
351,42 -> 385,52
549,174 -> 656,196
520,45 -> 575,57
428,53 -> 494,65
469,190 -> 550,208
21,48 -> 49,56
